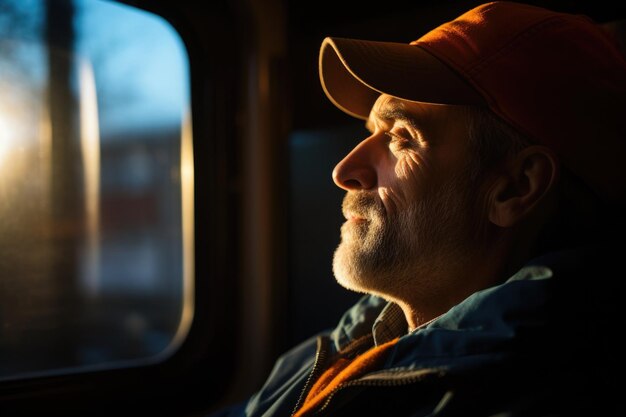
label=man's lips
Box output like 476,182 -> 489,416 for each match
342,192 -> 383,223
345,212 -> 367,222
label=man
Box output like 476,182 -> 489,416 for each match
213,1 -> 625,416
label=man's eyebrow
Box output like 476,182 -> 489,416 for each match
365,105 -> 421,132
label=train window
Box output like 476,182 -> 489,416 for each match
0,0 -> 193,381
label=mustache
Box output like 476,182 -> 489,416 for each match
342,191 -> 385,220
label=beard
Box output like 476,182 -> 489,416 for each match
332,171 -> 478,299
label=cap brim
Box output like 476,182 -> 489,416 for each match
319,37 -> 485,120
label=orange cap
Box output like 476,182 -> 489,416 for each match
319,1 -> 626,206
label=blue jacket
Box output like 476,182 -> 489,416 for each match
214,246 -> 622,416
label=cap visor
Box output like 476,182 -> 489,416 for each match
319,37 -> 485,119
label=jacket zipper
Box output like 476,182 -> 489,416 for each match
291,336 -> 330,416
315,368 -> 445,415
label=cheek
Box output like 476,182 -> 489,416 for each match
394,151 -> 427,181
378,152 -> 428,215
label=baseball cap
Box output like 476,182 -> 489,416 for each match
319,1 -> 626,206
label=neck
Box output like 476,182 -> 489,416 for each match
393,232 -> 528,330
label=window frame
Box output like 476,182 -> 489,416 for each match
0,1 -> 241,415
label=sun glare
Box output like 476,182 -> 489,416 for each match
0,102 -> 35,178
0,111 -> 18,168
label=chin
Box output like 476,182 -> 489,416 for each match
332,243 -> 357,288
332,242 -> 374,294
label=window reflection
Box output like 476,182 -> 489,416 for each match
0,0 -> 193,380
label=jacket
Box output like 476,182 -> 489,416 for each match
215,245 -> 623,416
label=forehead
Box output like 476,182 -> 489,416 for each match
367,95 -> 470,138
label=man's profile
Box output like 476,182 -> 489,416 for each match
212,1 -> 626,416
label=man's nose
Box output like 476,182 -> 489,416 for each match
332,137 -> 378,191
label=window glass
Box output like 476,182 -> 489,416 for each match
0,0 -> 194,380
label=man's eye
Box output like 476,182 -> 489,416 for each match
385,131 -> 412,148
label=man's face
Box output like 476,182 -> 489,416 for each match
332,94 -> 481,301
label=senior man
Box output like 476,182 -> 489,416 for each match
212,2 -> 626,416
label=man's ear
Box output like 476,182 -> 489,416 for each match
488,146 -> 560,228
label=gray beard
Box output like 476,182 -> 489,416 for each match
332,174 -> 476,298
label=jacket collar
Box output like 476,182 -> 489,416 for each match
330,263 -> 554,355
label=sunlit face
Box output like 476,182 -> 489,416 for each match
332,95 -> 480,300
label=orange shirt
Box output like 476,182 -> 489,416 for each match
293,338 -> 399,417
